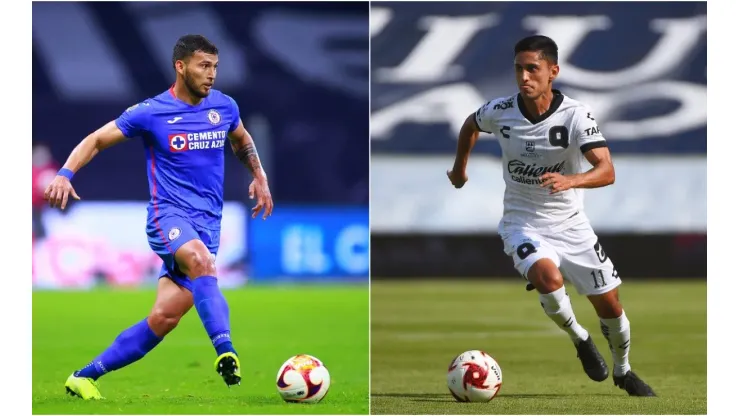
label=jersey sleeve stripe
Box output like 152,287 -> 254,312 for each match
580,140 -> 608,153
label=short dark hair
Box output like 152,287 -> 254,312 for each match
514,35 -> 558,64
172,34 -> 219,68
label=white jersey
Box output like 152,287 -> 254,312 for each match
474,90 -> 607,233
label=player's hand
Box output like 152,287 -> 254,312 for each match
447,169 -> 468,189
540,172 -> 576,194
44,175 -> 81,210
248,177 -> 274,220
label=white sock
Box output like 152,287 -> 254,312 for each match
538,286 -> 589,343
600,311 -> 631,377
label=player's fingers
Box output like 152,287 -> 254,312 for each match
252,201 -> 264,218
48,188 -> 59,208
61,190 -> 69,210
70,187 -> 81,201
263,198 -> 273,219
53,188 -> 63,208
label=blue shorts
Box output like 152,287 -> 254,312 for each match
146,214 -> 221,292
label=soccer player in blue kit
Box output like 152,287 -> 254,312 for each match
44,35 -> 274,400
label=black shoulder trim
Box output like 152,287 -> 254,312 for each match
580,141 -> 608,153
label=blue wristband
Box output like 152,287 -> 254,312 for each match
58,168 -> 75,180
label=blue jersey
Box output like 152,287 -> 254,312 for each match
115,86 -> 240,231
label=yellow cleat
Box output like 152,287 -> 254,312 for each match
64,373 -> 103,400
214,352 -> 241,387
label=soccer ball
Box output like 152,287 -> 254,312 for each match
276,354 -> 331,403
446,350 -> 503,402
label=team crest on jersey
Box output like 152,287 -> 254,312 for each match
207,109 -> 221,125
521,141 -> 541,158
168,134 -> 189,152
168,227 -> 181,241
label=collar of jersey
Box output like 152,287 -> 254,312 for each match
168,84 -> 208,108
517,89 -> 564,125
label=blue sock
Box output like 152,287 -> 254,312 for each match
75,318 -> 162,380
192,276 -> 237,356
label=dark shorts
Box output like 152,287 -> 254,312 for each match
146,214 -> 221,292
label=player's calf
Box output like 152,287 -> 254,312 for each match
528,259 -> 608,382
175,239 -> 238,381
528,259 -> 589,343
69,278 -> 189,387
147,276 -> 194,337
588,288 -> 633,378
148,304 -> 186,337
73,318 -> 163,382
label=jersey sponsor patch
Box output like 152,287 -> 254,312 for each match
168,131 -> 227,152
168,133 -> 189,152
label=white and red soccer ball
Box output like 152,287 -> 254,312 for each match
446,350 -> 503,402
276,354 -> 331,403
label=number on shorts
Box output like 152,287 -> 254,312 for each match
591,270 -> 607,289
516,242 -> 537,260
593,241 -> 608,263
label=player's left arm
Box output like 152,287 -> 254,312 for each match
571,146 -> 615,189
541,107 -> 615,193
227,118 -> 274,219
228,119 -> 265,179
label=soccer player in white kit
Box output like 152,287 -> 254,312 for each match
447,35 -> 655,397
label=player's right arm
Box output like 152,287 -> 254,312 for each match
45,102 -> 148,210
447,99 -> 499,188
44,122 -> 128,210
60,121 -> 128,174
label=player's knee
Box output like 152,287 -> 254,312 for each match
148,308 -> 183,337
527,260 -> 563,293
183,250 -> 217,278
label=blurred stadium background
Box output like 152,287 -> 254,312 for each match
32,2 -> 369,413
370,2 -> 706,414
32,1 -> 369,289
370,1 -> 706,284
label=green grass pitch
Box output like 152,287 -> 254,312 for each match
33,284 -> 369,414
371,279 -> 706,415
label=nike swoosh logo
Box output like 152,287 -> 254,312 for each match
167,117 -> 183,124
